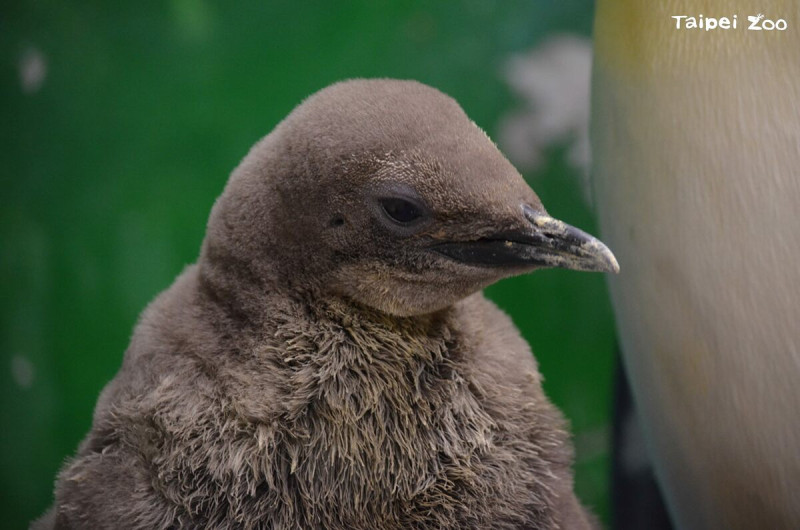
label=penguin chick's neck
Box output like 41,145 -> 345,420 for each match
197,248 -> 454,359
215,279 -> 466,436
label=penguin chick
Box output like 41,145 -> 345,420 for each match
39,79 -> 618,530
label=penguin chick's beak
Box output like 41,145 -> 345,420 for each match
432,206 -> 620,274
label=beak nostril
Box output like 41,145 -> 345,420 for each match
521,204 -> 546,223
522,205 -> 556,230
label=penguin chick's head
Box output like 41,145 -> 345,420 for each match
202,79 -> 618,317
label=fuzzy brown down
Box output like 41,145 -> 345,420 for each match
37,80 -> 596,529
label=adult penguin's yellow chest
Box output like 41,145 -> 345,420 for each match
592,1 -> 800,528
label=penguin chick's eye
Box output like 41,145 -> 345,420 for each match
380,198 -> 422,224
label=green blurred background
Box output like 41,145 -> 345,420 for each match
1,1 -> 615,527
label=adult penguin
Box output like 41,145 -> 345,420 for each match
593,2 -> 800,528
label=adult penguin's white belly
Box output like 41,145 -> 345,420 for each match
591,1 -> 800,528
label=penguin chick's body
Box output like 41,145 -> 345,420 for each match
40,79 -> 617,530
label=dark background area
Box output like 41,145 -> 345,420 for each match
1,2 -> 617,527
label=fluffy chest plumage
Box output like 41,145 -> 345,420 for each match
143,299 -> 564,529
233,306 -> 497,526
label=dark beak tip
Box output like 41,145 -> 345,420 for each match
584,240 -> 619,275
